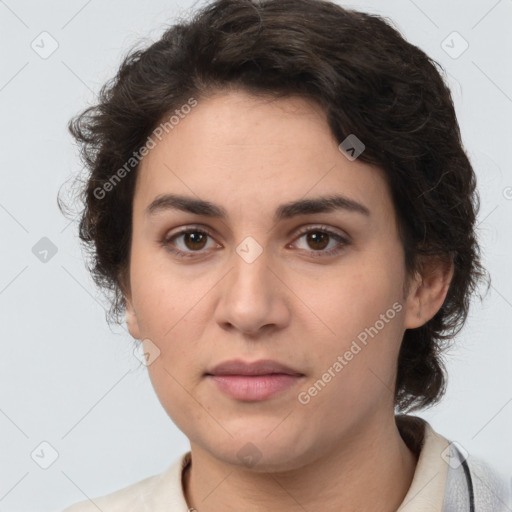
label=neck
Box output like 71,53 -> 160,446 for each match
182,413 -> 418,512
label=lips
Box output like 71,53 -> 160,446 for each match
205,359 -> 305,401
205,359 -> 304,377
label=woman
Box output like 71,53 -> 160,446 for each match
61,0 -> 510,510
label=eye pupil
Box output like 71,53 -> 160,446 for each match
307,232 -> 329,250
185,232 -> 207,250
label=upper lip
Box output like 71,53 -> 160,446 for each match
206,359 -> 304,376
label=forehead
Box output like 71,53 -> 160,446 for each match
133,90 -> 395,226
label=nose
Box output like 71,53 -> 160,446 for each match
214,248 -> 291,337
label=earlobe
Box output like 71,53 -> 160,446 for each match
403,270 -> 423,329
125,296 -> 142,340
403,255 -> 454,330
119,271 -> 141,340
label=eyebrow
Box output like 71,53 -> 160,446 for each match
145,193 -> 370,221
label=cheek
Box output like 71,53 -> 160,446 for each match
146,358 -> 205,437
129,251 -> 214,375
129,247 -> 196,338
306,254 -> 404,334
299,252 -> 406,386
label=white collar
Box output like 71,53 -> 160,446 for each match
396,415 -> 450,511
75,415 -> 451,511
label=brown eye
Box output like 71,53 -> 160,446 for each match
305,231 -> 330,251
182,231 -> 208,251
162,227 -> 219,258
292,226 -> 349,257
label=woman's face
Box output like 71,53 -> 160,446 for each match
124,89 -> 422,470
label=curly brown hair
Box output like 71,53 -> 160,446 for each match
60,0 -> 490,412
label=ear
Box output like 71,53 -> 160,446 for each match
403,254 -> 454,329
119,270 -> 142,340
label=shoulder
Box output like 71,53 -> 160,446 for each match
60,452 -> 191,512
426,425 -> 512,511
396,415 -> 512,511
61,473 -> 160,512
467,455 -> 511,511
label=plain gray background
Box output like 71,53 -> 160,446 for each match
0,0 -> 511,510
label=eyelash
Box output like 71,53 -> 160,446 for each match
161,224 -> 350,259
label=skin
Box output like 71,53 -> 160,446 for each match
123,89 -> 454,512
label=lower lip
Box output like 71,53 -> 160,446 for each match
207,374 -> 303,401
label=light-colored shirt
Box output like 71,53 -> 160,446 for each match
61,415 -> 511,511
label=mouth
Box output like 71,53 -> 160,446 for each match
205,359 -> 305,401
206,373 -> 304,401
205,358 -> 304,377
